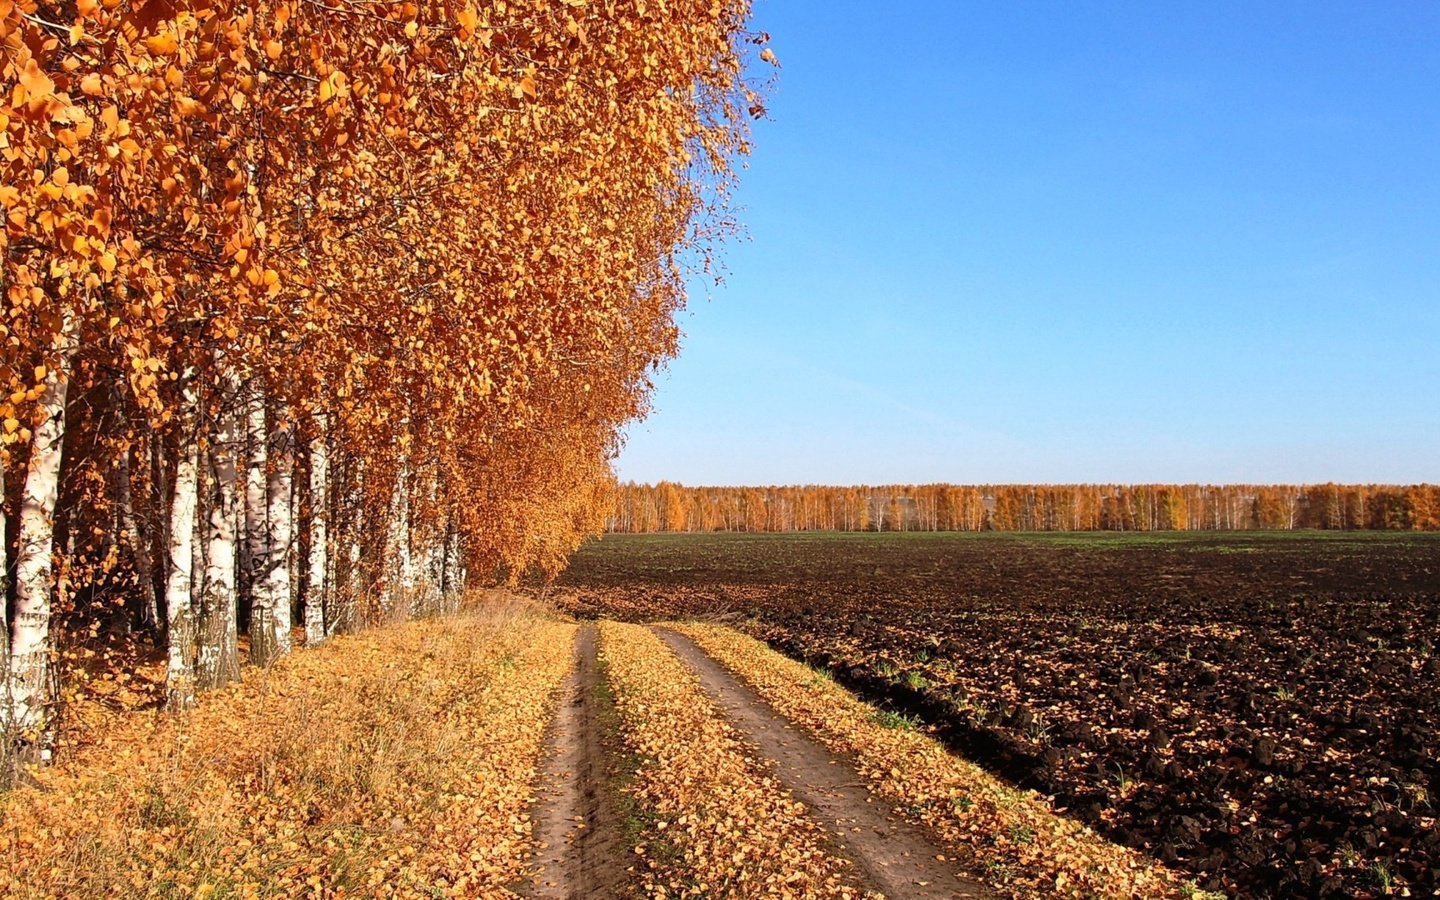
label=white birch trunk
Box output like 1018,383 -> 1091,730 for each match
190,443 -> 209,614
197,365 -> 241,690
164,401 -> 200,712
415,470 -> 439,615
397,481 -> 415,596
384,463 -> 412,617
288,454 -> 301,621
149,440 -> 169,641
438,513 -> 452,602
330,455 -> 362,636
1,452 -> 10,732
263,418 -> 295,658
236,494 -> 251,619
323,452 -> 339,633
329,452 -> 360,636
303,417 -> 328,646
7,333 -> 76,756
343,530 -> 362,630
243,381 -> 273,664
440,517 -> 464,613
431,537 -> 443,608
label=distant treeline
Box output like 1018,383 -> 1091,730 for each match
609,483 -> 1440,534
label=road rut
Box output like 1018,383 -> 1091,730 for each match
525,625 -> 629,898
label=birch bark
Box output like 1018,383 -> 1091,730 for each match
164,391 -> 200,712
440,516 -> 464,613
396,472 -> 414,603
287,452 -> 301,623
1,453 -> 9,733
190,443 -> 209,618
243,381 -> 275,665
322,451 -> 339,633
149,440 -> 169,642
7,329 -> 77,755
197,364 -> 241,690
303,417 -> 328,645
384,463 -> 411,618
259,418 -> 294,660
334,457 -> 364,634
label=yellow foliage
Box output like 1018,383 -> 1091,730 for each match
0,0 -> 762,598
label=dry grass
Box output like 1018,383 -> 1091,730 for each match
1,594 -> 575,899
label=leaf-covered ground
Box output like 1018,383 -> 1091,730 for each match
6,601 -> 1217,898
556,531 -> 1440,897
597,620 -> 869,898
673,622 -> 1187,899
1,599 -> 575,899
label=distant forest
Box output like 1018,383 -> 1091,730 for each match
610,483 -> 1440,533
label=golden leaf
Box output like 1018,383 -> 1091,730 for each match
19,60 -> 56,100
456,5 -> 477,36
145,32 -> 180,57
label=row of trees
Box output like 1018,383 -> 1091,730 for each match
611,483 -> 1440,534
2,0 -> 760,759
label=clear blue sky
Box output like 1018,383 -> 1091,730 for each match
616,1 -> 1440,486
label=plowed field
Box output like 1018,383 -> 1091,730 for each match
552,531 -> 1440,898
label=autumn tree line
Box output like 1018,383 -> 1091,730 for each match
1,0 -> 761,759
612,483 -> 1440,534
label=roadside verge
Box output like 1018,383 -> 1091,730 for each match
1,601 -> 575,899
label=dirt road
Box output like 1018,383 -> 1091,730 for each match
657,627 -> 994,899
528,623 -> 996,898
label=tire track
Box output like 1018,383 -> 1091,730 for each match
525,624 -> 629,898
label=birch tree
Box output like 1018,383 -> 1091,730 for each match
6,327 -> 78,758
241,378 -> 268,657
114,440 -> 157,636
252,415 -> 295,665
1,452 -> 9,741
197,365 -> 242,690
304,416 -> 330,646
163,387 -> 201,713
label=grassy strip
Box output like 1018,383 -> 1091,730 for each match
673,622 -> 1190,899
1,598 -> 576,899
596,621 -> 869,899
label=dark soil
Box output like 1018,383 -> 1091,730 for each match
549,531 -> 1440,899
